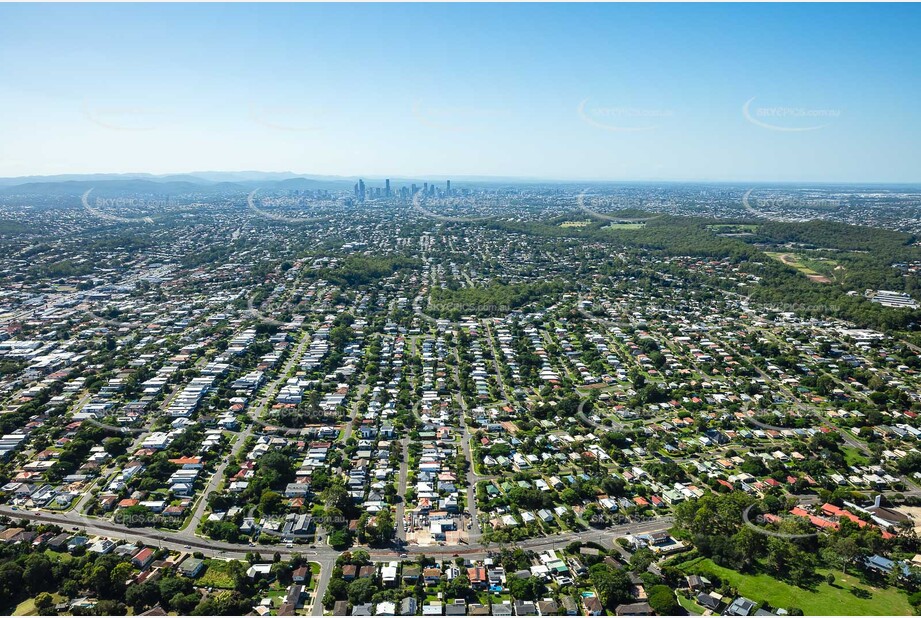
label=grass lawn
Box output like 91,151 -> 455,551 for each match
265,588 -> 288,607
13,594 -> 65,616
676,592 -> 706,614
606,222 -> 646,229
679,557 -> 911,615
476,591 -> 512,605
43,549 -> 72,563
45,501 -> 73,512
842,446 -> 869,467
198,559 -> 238,588
308,562 -> 321,590
12,598 -> 37,616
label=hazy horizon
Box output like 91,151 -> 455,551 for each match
3,169 -> 921,187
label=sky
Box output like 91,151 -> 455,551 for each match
1,3 -> 920,183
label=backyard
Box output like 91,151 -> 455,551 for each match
197,559 -> 238,588
678,557 -> 912,615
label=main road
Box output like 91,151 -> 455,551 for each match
0,504 -> 672,615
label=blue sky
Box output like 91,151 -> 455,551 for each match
1,3 -> 919,182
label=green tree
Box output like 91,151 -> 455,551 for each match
507,576 -> 546,601
109,562 -> 134,597
630,548 -> 656,572
328,529 -> 352,549
347,577 -> 376,605
159,577 -> 192,607
23,555 -> 53,594
125,581 -> 161,610
373,509 -> 395,545
589,564 -> 631,609
647,585 -> 680,615
0,562 -> 24,603
444,573 -> 471,600
171,592 -> 200,613
829,536 -> 863,574
94,600 -> 127,615
260,490 -> 283,515
34,592 -> 54,612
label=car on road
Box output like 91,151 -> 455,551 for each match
184,545 -> 191,549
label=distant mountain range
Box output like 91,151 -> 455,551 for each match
0,172 -> 363,196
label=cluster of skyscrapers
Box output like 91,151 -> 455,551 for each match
352,179 -> 453,203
